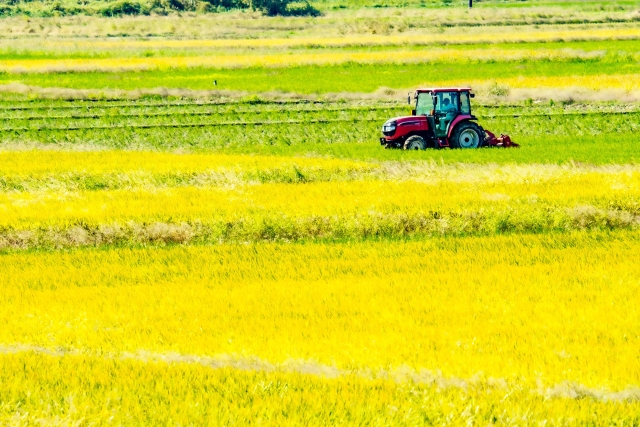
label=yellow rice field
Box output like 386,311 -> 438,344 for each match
2,233 -> 639,385
2,154 -> 640,397
480,75 -> 640,93
0,150 -> 372,177
1,232 -> 640,424
2,176 -> 639,226
2,152 -> 640,423
1,47 -> 617,73
3,351 -> 639,426
1,153 -> 638,243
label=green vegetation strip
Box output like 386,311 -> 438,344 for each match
2,109 -> 638,123
1,206 -> 639,251
0,118 -> 381,132
0,106 -> 403,121
0,99 -> 339,111
2,60 -> 639,93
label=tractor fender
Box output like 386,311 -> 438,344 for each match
446,115 -> 475,139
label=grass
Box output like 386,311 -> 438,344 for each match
212,133 -> 640,164
3,30 -> 640,60
3,48 -> 633,74
3,59 -> 640,93
2,99 -> 639,165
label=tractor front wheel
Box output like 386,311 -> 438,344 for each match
403,135 -> 427,150
451,122 -> 484,149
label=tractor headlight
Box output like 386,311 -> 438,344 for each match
382,120 -> 397,136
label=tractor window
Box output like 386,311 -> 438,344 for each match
460,92 -> 471,114
435,92 -> 459,114
415,93 -> 433,115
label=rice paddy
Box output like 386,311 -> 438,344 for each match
1,1 -> 640,425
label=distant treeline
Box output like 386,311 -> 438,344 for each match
0,0 -> 321,17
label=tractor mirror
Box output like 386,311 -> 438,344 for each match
411,109 -> 416,116
470,93 -> 475,98
407,93 -> 411,105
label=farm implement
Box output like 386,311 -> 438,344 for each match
380,88 -> 518,149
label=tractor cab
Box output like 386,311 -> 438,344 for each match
413,88 -> 474,138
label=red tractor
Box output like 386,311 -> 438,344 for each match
380,88 -> 518,149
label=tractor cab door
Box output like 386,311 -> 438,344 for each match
415,92 -> 437,137
433,92 -> 460,138
459,91 -> 472,115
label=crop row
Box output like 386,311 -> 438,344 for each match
3,206 -> 639,250
1,173 -> 638,249
0,105 -> 406,120
2,106 -> 639,122
6,26 -> 640,53
2,151 -> 639,190
3,58 -> 639,96
3,129 -> 639,168
0,121 -> 380,149
3,46 -> 636,75
0,152 -> 374,190
1,112 -> 637,147
0,99 -> 392,112
0,108 -> 401,128
1,118 -> 394,133
2,232 -> 639,386
0,98 -> 612,113
3,346 -> 640,426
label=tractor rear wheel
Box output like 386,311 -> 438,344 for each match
451,122 -> 484,149
403,135 -> 427,150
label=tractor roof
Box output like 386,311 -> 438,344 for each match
416,88 -> 472,93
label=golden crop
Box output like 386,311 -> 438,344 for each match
474,75 -> 640,93
0,48 -> 617,74
0,150 -> 372,178
0,153 -> 638,249
1,178 -> 637,226
2,349 -> 639,426
2,233 -> 640,383
1,158 -> 639,421
1,232 -> 640,425
2,166 -> 639,225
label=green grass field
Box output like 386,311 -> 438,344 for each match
2,98 -> 638,163
2,57 -> 638,93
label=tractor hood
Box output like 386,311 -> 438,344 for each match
382,115 -> 426,129
382,115 -> 426,136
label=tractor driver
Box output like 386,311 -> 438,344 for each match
438,96 -> 458,132
441,98 -> 456,113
